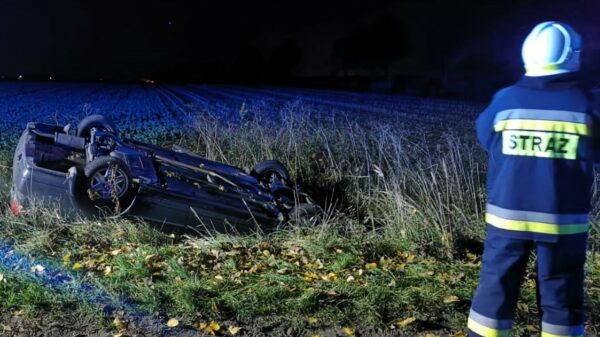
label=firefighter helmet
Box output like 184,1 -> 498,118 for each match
522,21 -> 581,77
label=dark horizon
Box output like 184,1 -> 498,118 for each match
1,0 -> 600,98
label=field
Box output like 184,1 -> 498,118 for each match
0,82 -> 598,337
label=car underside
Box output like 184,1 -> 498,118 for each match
11,115 -> 318,233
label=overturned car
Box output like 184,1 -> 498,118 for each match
10,115 -> 317,233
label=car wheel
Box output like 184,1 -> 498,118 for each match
252,160 -> 291,183
84,156 -> 133,213
76,115 -> 118,138
284,203 -> 323,228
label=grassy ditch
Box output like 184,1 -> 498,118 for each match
0,106 -> 599,336
1,207 -> 599,336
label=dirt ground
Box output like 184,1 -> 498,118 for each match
0,310 -> 452,337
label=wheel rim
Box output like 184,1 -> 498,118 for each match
260,170 -> 285,183
90,166 -> 128,201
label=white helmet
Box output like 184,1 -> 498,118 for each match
521,21 -> 581,77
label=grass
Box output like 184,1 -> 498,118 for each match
184,108 -> 489,256
0,206 -> 483,332
0,271 -> 81,317
0,103 -> 598,336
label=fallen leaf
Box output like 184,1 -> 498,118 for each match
365,262 -> 377,270
466,252 -> 478,262
451,331 -> 467,337
526,324 -> 538,332
346,275 -> 355,282
304,272 -> 320,282
214,275 -> 224,281
307,316 -> 318,325
525,279 -> 536,289
451,272 -> 466,282
397,316 -> 416,328
113,317 -> 126,332
342,327 -> 355,336
228,326 -> 242,335
315,259 -> 324,269
517,302 -> 529,312
166,318 -> 179,328
321,272 -> 337,282
62,252 -> 71,264
110,249 -> 122,256
196,321 -> 221,335
443,295 -> 460,304
72,262 -> 83,271
209,321 -> 221,331
0,273 -> 5,283
103,266 -> 112,276
197,321 -> 221,335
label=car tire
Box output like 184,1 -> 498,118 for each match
252,160 -> 291,183
84,156 -> 134,213
286,203 -> 322,226
76,115 -> 118,138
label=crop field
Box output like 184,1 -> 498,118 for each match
0,83 -> 598,337
0,83 -> 483,138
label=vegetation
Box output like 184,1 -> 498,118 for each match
0,104 -> 598,336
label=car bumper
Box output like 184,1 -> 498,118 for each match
11,126 -> 80,216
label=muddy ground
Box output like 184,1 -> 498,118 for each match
0,310 -> 453,337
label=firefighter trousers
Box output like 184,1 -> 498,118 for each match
468,229 -> 587,337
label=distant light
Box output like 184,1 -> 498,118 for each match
18,74 -> 23,80
168,20 -> 173,25
49,76 -> 53,80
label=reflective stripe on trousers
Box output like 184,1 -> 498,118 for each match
468,316 -> 586,337
468,230 -> 587,337
541,321 -> 585,337
467,309 -> 511,337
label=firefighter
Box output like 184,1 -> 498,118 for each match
468,21 -> 597,337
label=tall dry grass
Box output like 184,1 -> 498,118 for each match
1,100 -> 597,257
180,102 -> 488,257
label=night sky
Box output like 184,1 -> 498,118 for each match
1,0 -> 600,93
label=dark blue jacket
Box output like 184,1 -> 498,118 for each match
476,74 -> 600,242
